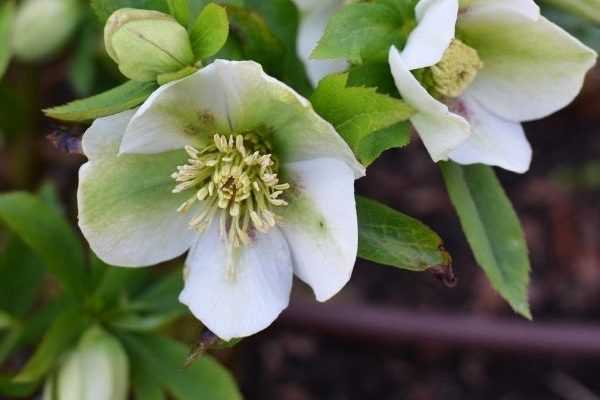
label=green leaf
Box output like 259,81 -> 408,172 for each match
168,0 -> 191,26
244,0 -> 311,95
12,307 -> 89,386
0,310 -> 12,330
0,236 -> 45,317
91,0 -> 169,23
0,377 -> 36,398
226,6 -> 286,77
190,3 -> 229,60
0,192 -> 88,299
545,0 -> 600,25
130,270 -> 185,314
44,80 -> 158,122
347,62 -> 398,96
0,1 -> 14,80
357,196 -> 451,271
132,363 -> 166,400
312,0 -> 417,64
311,73 -> 414,165
120,334 -> 242,400
440,162 -> 531,318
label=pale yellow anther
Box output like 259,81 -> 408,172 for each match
172,133 -> 290,278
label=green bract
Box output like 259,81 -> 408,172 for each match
43,326 -> 129,400
104,8 -> 195,82
12,0 -> 82,62
78,60 -> 365,340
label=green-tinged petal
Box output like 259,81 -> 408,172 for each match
82,109 -> 136,160
180,221 -> 293,341
78,150 -> 196,267
389,46 -> 471,161
122,60 -> 364,177
449,95 -> 532,173
460,0 -> 539,18
279,158 -> 357,302
402,0 -> 458,70
459,7 -> 597,121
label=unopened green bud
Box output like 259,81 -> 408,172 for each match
43,326 -> 129,400
12,0 -> 82,62
104,8 -> 195,82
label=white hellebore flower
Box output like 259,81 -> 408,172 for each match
389,0 -> 597,173
291,0 -> 348,85
78,60 -> 365,340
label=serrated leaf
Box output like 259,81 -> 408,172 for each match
167,0 -> 191,26
120,334 -> 242,400
190,3 -> 229,60
44,80 -> 157,122
312,0 -> 417,64
311,73 -> 413,165
357,196 -> 451,271
0,192 -> 88,299
0,1 -> 14,80
440,162 -> 531,318
91,0 -> 169,23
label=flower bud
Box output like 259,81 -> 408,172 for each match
12,0 -> 82,62
43,326 -> 129,400
104,8 -> 195,82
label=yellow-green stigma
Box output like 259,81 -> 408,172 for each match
431,39 -> 483,98
172,134 -> 289,268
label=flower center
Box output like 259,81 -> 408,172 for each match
430,39 -> 483,98
172,134 -> 289,278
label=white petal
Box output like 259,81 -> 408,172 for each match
121,60 -> 364,178
448,95 -> 532,173
78,150 -> 196,267
459,10 -> 597,121
180,222 -> 293,340
401,0 -> 458,70
460,0 -> 539,20
297,3 -> 347,86
389,46 -> 471,161
82,109 -> 136,160
279,158 -> 357,302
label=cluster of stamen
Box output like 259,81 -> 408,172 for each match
430,39 -> 483,98
172,134 -> 289,266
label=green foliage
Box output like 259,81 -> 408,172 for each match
121,333 -> 242,400
225,6 -> 286,78
0,237 -> 45,317
244,0 -> 311,94
190,3 -> 229,60
0,192 -> 88,299
440,162 -> 531,318
312,0 -> 417,64
44,80 -> 157,122
8,308 -> 89,392
0,1 -> 14,80
91,0 -> 169,22
544,0 -> 600,25
311,73 -> 414,165
168,0 -> 191,26
357,196 -> 451,271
